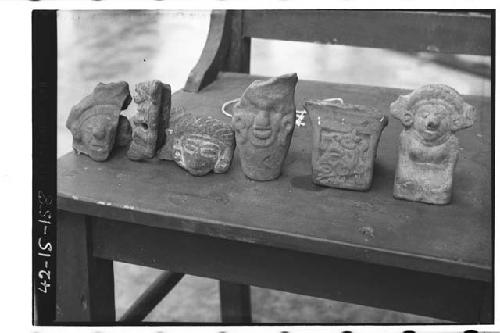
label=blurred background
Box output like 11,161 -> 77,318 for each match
57,10 -> 491,323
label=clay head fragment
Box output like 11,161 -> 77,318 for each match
390,84 -> 476,204
127,80 -> 171,160
66,81 -> 132,161
305,99 -> 388,191
225,73 -> 298,180
158,112 -> 235,176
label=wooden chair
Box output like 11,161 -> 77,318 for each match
56,10 -> 492,323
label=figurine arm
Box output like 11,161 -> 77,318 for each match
445,136 -> 460,167
398,130 -> 411,155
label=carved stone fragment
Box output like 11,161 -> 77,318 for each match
66,81 -> 132,162
127,80 -> 171,160
305,99 -> 388,191
158,111 -> 235,176
116,115 -> 132,147
390,84 -> 476,204
224,73 -> 298,180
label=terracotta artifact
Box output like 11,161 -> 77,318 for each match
66,81 -> 132,162
305,99 -> 388,191
127,80 -> 171,160
158,111 -> 235,176
390,84 -> 476,205
224,73 -> 298,180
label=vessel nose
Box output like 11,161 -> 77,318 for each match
254,110 -> 271,128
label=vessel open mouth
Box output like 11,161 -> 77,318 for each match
253,127 -> 272,139
426,122 -> 439,131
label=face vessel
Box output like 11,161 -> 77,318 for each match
159,113 -> 235,176
230,73 -> 298,181
233,105 -> 294,148
390,84 -> 476,205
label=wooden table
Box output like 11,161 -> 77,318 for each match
56,73 -> 492,323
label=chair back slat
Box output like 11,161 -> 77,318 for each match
242,10 -> 491,55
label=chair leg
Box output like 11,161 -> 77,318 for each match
119,271 -> 184,322
56,211 -> 115,323
219,281 -> 252,323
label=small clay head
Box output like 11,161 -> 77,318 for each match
171,114 -> 235,176
390,84 -> 476,143
75,106 -> 120,161
66,81 -> 131,161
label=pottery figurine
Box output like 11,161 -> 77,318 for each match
66,81 -> 132,162
158,111 -> 235,176
127,80 -> 171,160
390,84 -> 476,204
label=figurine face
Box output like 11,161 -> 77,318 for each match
413,104 -> 452,142
172,134 -> 229,176
233,105 -> 294,148
78,112 -> 117,161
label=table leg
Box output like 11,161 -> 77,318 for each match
219,281 -> 252,323
479,283 -> 493,323
56,210 -> 115,323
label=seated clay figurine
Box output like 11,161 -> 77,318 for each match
223,73 -> 298,180
127,80 -> 171,160
390,84 -> 476,205
158,111 -> 235,176
66,81 -> 132,162
304,99 -> 388,191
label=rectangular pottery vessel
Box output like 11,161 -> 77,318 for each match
305,100 -> 388,191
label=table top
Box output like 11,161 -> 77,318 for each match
58,73 -> 492,281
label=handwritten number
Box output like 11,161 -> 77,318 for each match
38,269 -> 51,280
38,190 -> 53,206
38,209 -> 52,220
38,280 -> 51,294
36,190 -> 53,296
38,238 -> 52,252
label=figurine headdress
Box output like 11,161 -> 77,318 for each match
390,84 -> 476,131
174,113 -> 234,147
